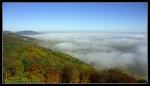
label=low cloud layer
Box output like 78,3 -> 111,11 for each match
25,32 -> 148,78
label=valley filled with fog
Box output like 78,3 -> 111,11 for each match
24,32 -> 148,79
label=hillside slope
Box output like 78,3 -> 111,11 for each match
3,32 -> 96,83
3,32 -> 145,83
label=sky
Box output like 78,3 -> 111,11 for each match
3,2 -> 148,32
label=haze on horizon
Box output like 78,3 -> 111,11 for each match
3,2 -> 147,33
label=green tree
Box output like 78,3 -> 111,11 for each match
12,60 -> 25,80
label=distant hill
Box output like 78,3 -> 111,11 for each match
16,30 -> 40,35
3,30 -> 13,33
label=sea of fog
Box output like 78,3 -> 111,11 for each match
24,32 -> 148,79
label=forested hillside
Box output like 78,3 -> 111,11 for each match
2,32 -> 146,83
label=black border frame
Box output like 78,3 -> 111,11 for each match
1,1 -> 149,86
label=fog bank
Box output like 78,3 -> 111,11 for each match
25,32 -> 148,78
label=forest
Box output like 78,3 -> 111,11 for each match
3,31 -> 147,83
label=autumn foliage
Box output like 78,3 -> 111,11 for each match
3,32 -> 146,83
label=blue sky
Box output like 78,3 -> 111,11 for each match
3,2 -> 148,32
